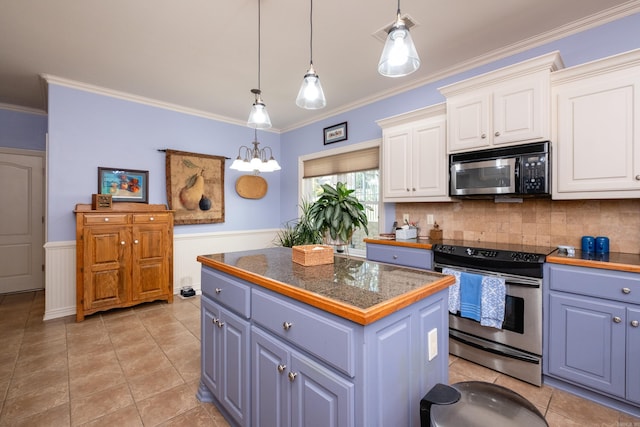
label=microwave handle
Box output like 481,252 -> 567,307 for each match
514,157 -> 520,179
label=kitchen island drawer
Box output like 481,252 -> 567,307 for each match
201,267 -> 250,318
547,264 -> 640,304
252,288 -> 356,377
367,243 -> 432,270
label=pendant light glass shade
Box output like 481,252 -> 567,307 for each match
247,89 -> 272,129
297,0 -> 326,109
296,64 -> 326,109
378,12 -> 420,77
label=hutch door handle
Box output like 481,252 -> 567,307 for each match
120,241 -> 126,245
134,240 -> 139,244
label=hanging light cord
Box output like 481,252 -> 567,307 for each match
257,0 -> 262,90
397,0 -> 401,16
308,0 -> 314,66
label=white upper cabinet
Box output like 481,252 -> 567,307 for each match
551,49 -> 640,199
440,51 -> 563,153
377,104 -> 451,202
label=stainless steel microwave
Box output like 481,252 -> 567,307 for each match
449,142 -> 550,198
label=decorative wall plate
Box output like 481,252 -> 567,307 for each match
235,175 -> 267,199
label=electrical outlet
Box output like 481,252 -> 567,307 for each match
403,213 -> 410,223
428,328 -> 438,361
427,214 -> 434,225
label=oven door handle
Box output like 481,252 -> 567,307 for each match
450,330 -> 540,364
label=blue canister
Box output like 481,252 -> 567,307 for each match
581,236 -> 595,253
595,236 -> 610,254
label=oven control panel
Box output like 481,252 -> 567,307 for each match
433,244 -> 546,263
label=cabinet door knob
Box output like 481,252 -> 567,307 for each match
622,287 -> 631,294
613,316 -> 622,323
392,255 -> 398,259
283,321 -> 293,331
134,240 -> 139,244
215,288 -> 222,294
481,133 -> 487,139
631,320 -> 639,328
412,188 -> 416,191
635,175 -> 640,181
288,372 -> 298,382
104,218 -> 109,222
277,364 -> 287,373
120,241 -> 126,245
494,131 -> 501,137
216,319 -> 225,328
406,188 -> 410,192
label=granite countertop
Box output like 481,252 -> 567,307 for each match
197,247 -> 454,325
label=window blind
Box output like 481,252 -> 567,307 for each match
303,147 -> 379,178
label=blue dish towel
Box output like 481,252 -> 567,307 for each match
480,276 -> 506,329
459,272 -> 483,322
443,268 -> 461,314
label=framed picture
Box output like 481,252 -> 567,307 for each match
165,149 -> 225,225
324,122 -> 348,145
98,167 -> 149,203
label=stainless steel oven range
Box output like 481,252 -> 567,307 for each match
432,242 -> 554,386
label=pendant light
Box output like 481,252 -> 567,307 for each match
296,0 -> 326,109
247,0 -> 272,129
378,0 -> 420,78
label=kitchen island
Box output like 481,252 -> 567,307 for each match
196,247 -> 454,427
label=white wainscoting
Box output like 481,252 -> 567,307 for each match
43,229 -> 279,321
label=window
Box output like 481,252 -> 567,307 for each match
301,143 -> 380,257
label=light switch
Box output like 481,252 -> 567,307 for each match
428,328 -> 438,361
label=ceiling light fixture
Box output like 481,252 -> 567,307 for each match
378,0 -> 420,78
296,0 -> 326,109
230,129 -> 281,173
247,0 -> 272,129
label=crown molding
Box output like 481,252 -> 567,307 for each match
39,74 -> 281,133
0,102 -> 46,115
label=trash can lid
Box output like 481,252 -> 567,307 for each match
430,381 -> 548,427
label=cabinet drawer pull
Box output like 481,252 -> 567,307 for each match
392,255 -> 398,260
104,218 -> 109,222
215,288 -> 222,294
288,372 -> 298,382
622,287 -> 631,294
631,320 -> 639,328
149,217 -> 154,221
613,316 -> 622,323
283,321 -> 293,331
277,364 -> 286,373
120,241 -> 126,245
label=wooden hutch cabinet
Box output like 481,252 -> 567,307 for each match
74,203 -> 174,321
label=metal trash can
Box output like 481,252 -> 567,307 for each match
421,381 -> 548,427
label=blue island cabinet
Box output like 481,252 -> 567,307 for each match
198,266 -> 449,427
544,263 -> 640,413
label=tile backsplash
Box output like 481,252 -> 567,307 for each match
396,198 -> 640,254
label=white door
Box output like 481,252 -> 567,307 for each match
0,150 -> 44,293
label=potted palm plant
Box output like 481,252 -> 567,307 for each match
307,182 -> 369,248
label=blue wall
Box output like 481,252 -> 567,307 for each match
3,11 -> 639,243
46,85 -> 281,241
0,108 -> 47,150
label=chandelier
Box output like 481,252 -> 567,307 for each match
229,129 -> 280,173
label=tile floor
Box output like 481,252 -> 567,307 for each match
0,290 -> 639,426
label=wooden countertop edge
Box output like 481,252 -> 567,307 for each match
546,255 -> 640,273
197,255 -> 454,325
363,238 -> 433,250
